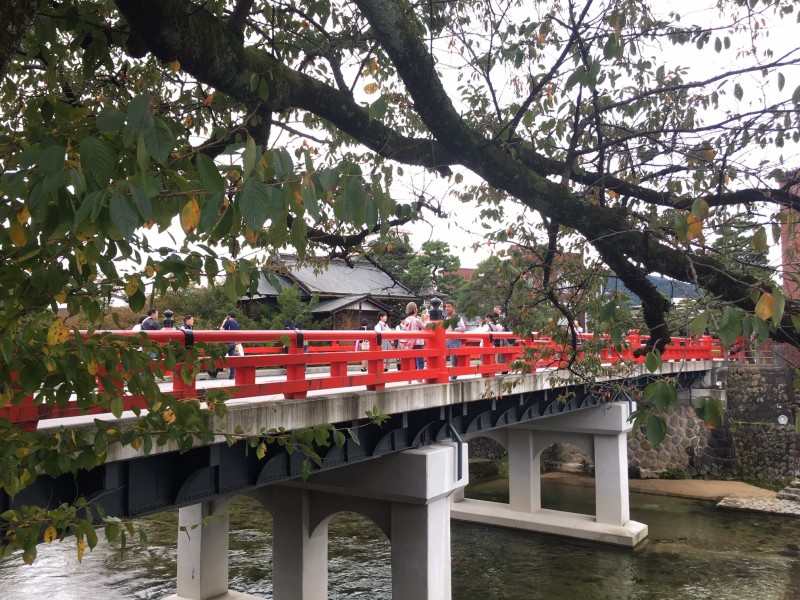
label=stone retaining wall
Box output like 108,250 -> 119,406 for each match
733,422 -> 798,484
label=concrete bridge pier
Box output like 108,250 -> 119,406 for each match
165,499 -> 260,600
452,401 -> 648,547
262,441 -> 468,600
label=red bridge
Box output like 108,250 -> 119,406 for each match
3,328 -> 734,430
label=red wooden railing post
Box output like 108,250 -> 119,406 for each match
427,326 -> 449,384
284,332 -> 307,399
367,332 -> 386,391
171,363 -> 197,398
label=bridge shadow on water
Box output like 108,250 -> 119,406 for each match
1,479 -> 800,599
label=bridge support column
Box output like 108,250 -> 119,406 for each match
508,428 -> 540,513
452,402 -> 648,547
271,487 -> 329,600
594,432 -> 630,526
262,442 -> 467,600
164,500 -> 263,600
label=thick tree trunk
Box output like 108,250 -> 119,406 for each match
0,0 -> 37,81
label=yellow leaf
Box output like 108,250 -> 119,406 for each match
163,408 -> 176,425
225,262 -> 237,273
203,93 -> 215,107
125,277 -> 139,297
9,220 -> 27,247
245,228 -> 259,244
74,248 -> 86,272
363,82 -> 380,95
16,205 -> 31,225
47,319 -> 71,346
705,148 -> 716,162
77,538 -> 86,562
180,198 -> 201,233
169,59 -> 181,72
183,115 -> 193,127
87,360 -> 99,376
755,292 -> 773,321
130,436 -> 142,451
145,264 -> 155,277
687,213 -> 703,241
44,525 -> 57,544
54,291 -> 67,303
369,58 -> 379,74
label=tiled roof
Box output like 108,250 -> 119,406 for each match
248,259 -> 416,300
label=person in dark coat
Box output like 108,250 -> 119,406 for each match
220,310 -> 241,379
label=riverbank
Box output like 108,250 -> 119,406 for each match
542,472 -> 800,517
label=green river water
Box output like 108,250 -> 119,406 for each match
2,477 -> 799,599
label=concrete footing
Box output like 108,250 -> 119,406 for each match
451,498 -> 648,547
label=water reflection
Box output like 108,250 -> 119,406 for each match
1,478 -> 798,599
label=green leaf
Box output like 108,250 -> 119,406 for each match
777,72 -> 785,92
129,182 -> 153,221
644,381 -> 677,411
239,178 -> 269,232
645,415 -> 668,447
290,216 -> 307,258
793,85 -> 800,106
691,198 -> 709,219
243,135 -> 257,180
127,93 -> 154,134
109,190 -> 138,240
38,145 -> 65,176
347,428 -> 360,446
79,137 -> 116,190
772,285 -> 785,328
302,181 -> 320,221
718,306 -> 741,348
752,227 -> 767,252
689,312 -> 709,338
368,94 -> 389,120
196,153 -> 225,194
96,110 -> 127,133
143,117 -> 174,165
644,351 -> 661,373
110,395 -> 124,418
694,395 -> 724,429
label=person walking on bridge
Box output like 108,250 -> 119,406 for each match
444,300 -> 466,379
374,311 -> 393,371
180,314 -> 219,379
220,310 -> 241,379
400,302 -> 425,372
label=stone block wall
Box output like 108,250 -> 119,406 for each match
733,423 -> 798,484
626,404 -> 715,477
722,364 -> 796,423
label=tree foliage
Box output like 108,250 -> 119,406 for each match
1,0 -> 799,562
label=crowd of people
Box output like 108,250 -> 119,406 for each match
131,300 -> 513,379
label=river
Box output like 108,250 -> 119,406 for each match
1,477 -> 799,599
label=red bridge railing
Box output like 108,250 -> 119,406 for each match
1,329 -> 734,430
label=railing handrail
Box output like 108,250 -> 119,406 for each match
2,329 -> 734,429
